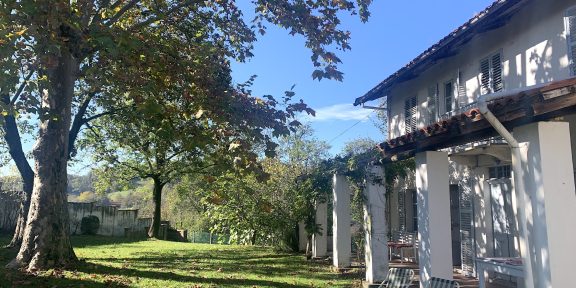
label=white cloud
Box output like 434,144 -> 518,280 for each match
306,103 -> 373,122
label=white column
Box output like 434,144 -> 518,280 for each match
312,201 -> 328,258
416,151 -> 453,288
514,122 -> 576,288
472,167 -> 493,271
363,165 -> 388,284
332,174 -> 351,268
298,221 -> 307,252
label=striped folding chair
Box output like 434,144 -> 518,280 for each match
377,267 -> 414,288
427,277 -> 460,288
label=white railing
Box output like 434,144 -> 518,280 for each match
430,102 -> 480,126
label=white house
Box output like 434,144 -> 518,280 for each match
352,0 -> 576,287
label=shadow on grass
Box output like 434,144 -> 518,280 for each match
75,261 -> 321,288
0,269 -> 114,288
71,235 -> 148,248
0,245 -> 113,288
0,236 -> 357,287
87,249 -> 358,283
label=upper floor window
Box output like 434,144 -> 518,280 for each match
404,96 -> 417,134
480,52 -> 503,94
565,7 -> 576,75
444,80 -> 454,113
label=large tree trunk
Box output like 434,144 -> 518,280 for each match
7,48 -> 78,270
148,178 -> 165,238
1,103 -> 35,248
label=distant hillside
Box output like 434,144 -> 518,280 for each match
67,173 -> 95,195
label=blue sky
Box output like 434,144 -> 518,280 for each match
231,0 -> 495,155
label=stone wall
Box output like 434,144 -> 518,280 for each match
68,202 -> 148,237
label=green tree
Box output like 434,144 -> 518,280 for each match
1,0 -> 372,271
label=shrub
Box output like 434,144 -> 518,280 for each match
80,215 -> 100,235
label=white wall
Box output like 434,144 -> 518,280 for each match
68,202 -> 142,237
388,0 -> 574,139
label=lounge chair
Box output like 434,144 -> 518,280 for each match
377,267 -> 414,288
427,277 -> 460,288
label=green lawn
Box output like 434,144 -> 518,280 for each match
0,235 -> 361,287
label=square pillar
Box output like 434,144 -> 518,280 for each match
514,122 -> 576,288
298,221 -> 307,252
333,174 -> 351,268
416,151 -> 453,288
312,201 -> 328,258
363,165 -> 388,284
472,167 -> 494,274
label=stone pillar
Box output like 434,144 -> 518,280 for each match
416,151 -> 453,288
363,165 -> 388,284
514,122 -> 576,288
312,201 -> 328,258
298,221 -> 307,252
332,174 -> 351,268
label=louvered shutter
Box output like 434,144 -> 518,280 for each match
427,85 -> 437,124
404,96 -> 417,134
444,81 -> 454,113
566,8 -> 576,75
457,71 -> 468,108
491,53 -> 503,92
480,58 -> 491,95
460,185 -> 475,276
398,189 -> 406,232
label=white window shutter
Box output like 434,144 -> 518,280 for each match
480,58 -> 490,95
398,189 -> 406,232
404,96 -> 417,134
566,7 -> 576,75
460,185 -> 475,276
457,70 -> 468,108
427,85 -> 437,124
491,53 -> 503,92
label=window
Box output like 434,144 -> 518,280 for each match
427,84 -> 438,123
489,165 -> 511,179
565,7 -> 576,75
444,81 -> 454,112
480,52 -> 503,94
404,96 -> 417,134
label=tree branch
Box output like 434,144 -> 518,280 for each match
68,91 -> 99,159
10,70 -> 34,106
105,0 -> 140,27
129,0 -> 198,31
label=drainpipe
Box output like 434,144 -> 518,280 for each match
477,87 -> 540,288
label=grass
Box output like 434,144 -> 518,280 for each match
0,235 -> 361,287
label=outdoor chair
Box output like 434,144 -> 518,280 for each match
377,267 -> 414,288
399,232 -> 417,263
427,277 -> 460,288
